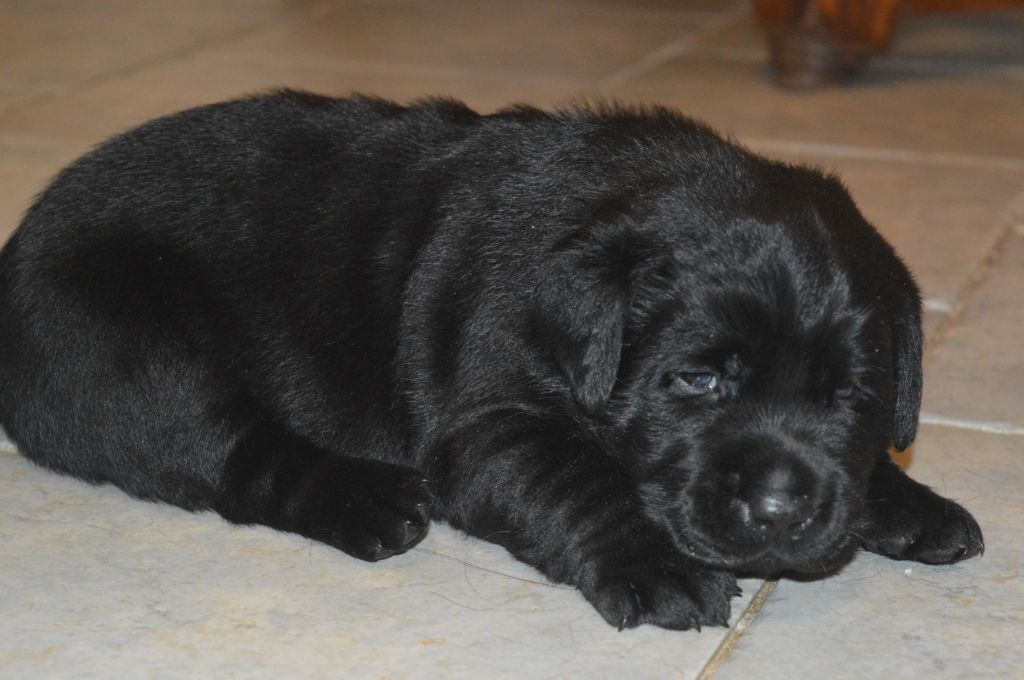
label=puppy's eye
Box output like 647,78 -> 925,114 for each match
834,384 -> 856,400
671,371 -> 719,395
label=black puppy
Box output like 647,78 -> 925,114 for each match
0,92 -> 983,631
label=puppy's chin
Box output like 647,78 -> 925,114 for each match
729,538 -> 860,577
668,522 -> 861,577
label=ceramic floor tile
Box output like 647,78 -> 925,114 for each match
888,8 -> 1024,66
369,0 -> 744,17
605,53 -> 1024,161
0,84 -> 38,112
0,1 -> 309,88
0,51 -> 588,153
0,442 -> 761,679
712,425 -> 1023,680
217,1 -> 705,82
0,144 -> 76,246
922,308 -> 947,341
922,233 -> 1024,429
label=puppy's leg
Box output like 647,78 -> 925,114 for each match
215,418 -> 432,561
857,456 -> 983,564
430,413 -> 739,631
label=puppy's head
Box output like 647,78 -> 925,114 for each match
533,162 -> 923,575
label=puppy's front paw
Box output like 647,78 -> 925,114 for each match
583,557 -> 740,631
859,492 -> 983,565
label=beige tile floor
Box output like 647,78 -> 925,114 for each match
0,2 -> 1021,678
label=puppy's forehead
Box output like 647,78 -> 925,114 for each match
670,214 -> 853,314
650,215 -> 878,365
649,292 -> 875,398
669,280 -> 866,351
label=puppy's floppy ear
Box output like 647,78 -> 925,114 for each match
889,269 -> 924,452
531,219 -> 662,413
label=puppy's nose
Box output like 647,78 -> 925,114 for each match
749,490 -> 812,538
744,469 -> 814,540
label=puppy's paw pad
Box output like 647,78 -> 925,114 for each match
586,564 -> 738,631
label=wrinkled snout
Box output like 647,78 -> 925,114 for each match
684,430 -> 851,572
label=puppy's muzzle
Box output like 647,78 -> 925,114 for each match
688,433 -> 843,570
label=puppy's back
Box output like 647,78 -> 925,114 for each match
0,91 -> 482,497
0,91 -> 737,502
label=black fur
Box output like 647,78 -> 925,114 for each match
0,91 -> 983,630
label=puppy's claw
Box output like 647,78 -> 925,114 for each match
628,581 -> 643,613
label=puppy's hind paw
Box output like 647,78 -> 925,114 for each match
583,559 -> 739,632
303,462 -> 433,562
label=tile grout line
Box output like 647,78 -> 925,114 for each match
595,35 -> 701,93
595,5 -> 749,93
919,414 -> 1024,437
925,189 -> 1024,351
743,138 -> 1024,173
213,52 -> 592,90
596,13 -> 1024,175
922,298 -> 953,313
697,580 -> 778,680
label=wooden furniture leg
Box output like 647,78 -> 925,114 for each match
755,0 -> 902,88
756,0 -> 1024,88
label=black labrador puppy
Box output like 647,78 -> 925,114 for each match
0,92 -> 983,631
